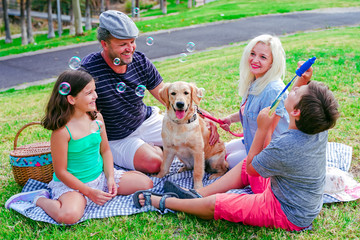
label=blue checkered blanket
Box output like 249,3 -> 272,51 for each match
7,142 -> 355,225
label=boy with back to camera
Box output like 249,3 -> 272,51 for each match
134,80 -> 340,231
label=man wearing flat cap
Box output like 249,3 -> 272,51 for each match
81,10 -> 164,174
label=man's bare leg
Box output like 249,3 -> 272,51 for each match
134,143 -> 163,174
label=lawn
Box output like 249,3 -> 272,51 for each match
0,26 -> 359,239
1,0 -> 360,57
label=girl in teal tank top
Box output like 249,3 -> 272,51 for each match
8,70 -> 153,225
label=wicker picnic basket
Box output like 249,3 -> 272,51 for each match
9,121 -> 53,186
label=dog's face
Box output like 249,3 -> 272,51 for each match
159,81 -> 202,120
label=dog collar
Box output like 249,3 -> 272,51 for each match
187,113 -> 197,124
172,112 -> 197,124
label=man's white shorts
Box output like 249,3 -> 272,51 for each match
108,106 -> 163,170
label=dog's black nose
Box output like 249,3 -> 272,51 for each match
176,101 -> 185,109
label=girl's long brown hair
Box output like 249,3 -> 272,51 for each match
42,70 -> 97,131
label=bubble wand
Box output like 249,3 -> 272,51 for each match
269,57 -> 317,115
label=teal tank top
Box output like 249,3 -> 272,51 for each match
53,126 -> 103,183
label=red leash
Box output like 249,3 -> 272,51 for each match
197,109 -> 244,138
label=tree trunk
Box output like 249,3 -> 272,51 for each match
72,0 -> 83,36
47,0 -> 55,38
105,0 -> 110,11
20,0 -> 28,45
26,0 -> 34,43
162,0 -> 167,14
69,7 -> 75,36
56,0 -> 63,37
188,0 -> 192,8
135,0 -> 140,17
195,0 -> 205,7
100,0 -> 105,13
85,0 -> 91,30
131,0 -> 139,18
2,0 -> 12,43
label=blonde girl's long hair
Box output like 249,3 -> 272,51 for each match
238,34 -> 286,98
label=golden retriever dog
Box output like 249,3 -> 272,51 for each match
157,81 -> 228,189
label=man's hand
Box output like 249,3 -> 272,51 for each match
208,121 -> 220,145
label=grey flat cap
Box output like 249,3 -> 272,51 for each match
99,10 -> 139,39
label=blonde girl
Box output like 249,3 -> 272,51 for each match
221,35 -> 290,168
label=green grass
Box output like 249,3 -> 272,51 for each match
0,26 -> 359,239
1,0 -> 360,57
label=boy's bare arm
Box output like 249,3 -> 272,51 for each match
246,107 -> 275,176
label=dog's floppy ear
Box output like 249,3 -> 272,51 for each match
159,83 -> 171,109
190,83 -> 201,105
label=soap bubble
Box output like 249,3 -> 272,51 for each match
146,37 -> 154,46
133,7 -> 140,15
179,53 -> 187,63
186,42 -> 196,52
135,85 -> 146,97
197,87 -> 205,98
59,82 -> 71,95
113,58 -> 121,66
68,56 -> 81,70
116,82 -> 126,93
90,120 -> 104,133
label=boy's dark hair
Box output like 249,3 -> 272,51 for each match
294,81 -> 340,134
42,70 -> 97,131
